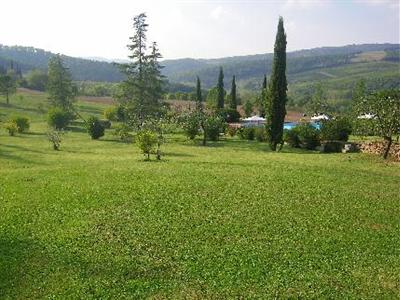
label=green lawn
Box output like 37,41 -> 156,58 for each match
0,92 -> 399,298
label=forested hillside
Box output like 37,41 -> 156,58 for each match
1,43 -> 399,110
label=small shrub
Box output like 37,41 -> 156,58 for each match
296,123 -> 320,150
99,119 -> 111,129
238,127 -> 255,140
320,118 -> 352,142
4,122 -> 18,136
86,116 -> 105,139
47,108 -> 71,129
104,106 -> 117,121
47,130 -> 63,150
136,130 -> 158,160
114,123 -> 132,142
204,115 -> 225,141
284,129 -> 300,148
227,126 -> 237,137
116,105 -> 126,122
10,116 -> 30,133
254,127 -> 267,142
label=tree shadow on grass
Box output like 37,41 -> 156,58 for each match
1,143 -> 47,155
0,102 -> 43,115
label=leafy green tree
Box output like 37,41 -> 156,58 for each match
229,75 -> 237,110
206,87 -> 219,109
266,17 -> 287,151
217,67 -> 224,109
0,73 -> 16,105
47,55 -> 76,112
26,69 -> 48,91
354,89 -> 400,159
196,76 -> 203,111
307,82 -> 329,115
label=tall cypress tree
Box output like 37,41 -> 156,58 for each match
217,66 -> 224,109
196,76 -> 202,110
229,75 -> 237,110
266,17 -> 287,151
259,74 -> 267,117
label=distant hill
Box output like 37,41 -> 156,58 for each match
1,43 -> 399,111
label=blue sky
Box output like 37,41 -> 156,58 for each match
0,0 -> 399,59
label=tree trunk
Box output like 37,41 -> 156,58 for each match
383,136 -> 392,159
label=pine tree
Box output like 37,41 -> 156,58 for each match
47,55 -> 76,112
117,13 -> 164,124
217,67 -> 224,109
196,76 -> 203,111
266,17 -> 287,151
229,75 -> 237,110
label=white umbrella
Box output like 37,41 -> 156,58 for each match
357,113 -> 376,120
311,114 -> 329,121
242,116 -> 266,122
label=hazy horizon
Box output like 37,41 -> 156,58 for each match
0,0 -> 399,60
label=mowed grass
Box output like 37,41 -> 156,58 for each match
0,91 -> 400,299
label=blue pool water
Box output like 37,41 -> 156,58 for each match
284,122 -> 321,130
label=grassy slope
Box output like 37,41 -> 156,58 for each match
0,91 -> 399,299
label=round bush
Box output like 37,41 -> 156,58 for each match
47,108 -> 71,129
320,118 -> 352,142
284,129 -> 300,148
296,123 -> 320,150
10,116 -> 30,133
86,116 -> 105,139
204,116 -> 225,141
254,127 -> 267,142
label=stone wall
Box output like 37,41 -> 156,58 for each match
357,141 -> 400,161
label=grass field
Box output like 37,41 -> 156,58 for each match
0,91 -> 399,298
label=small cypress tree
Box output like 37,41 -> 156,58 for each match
266,17 -> 287,151
259,74 -> 267,117
229,75 -> 237,110
196,76 -> 202,111
217,67 -> 224,109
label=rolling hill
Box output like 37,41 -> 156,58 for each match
1,43 -> 399,111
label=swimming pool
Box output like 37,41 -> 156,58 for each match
284,122 -> 321,130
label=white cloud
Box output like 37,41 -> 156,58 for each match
354,0 -> 400,9
282,0 -> 330,10
210,5 -> 225,19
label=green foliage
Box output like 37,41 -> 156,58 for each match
295,123 -> 321,150
254,127 -> 268,142
353,88 -> 400,158
117,14 -> 165,123
204,115 -> 225,141
283,129 -> 300,148
238,127 -> 255,140
182,111 -> 201,140
86,116 -> 105,140
266,17 -> 287,151
135,129 -> 158,160
227,126 -> 237,137
47,55 -> 77,111
320,141 -> 344,153
113,123 -> 132,142
196,76 -> 203,110
243,100 -> 254,117
0,73 -> 17,104
206,87 -> 219,109
3,121 -> 18,136
10,115 -> 30,133
320,118 -> 352,142
229,75 -> 237,109
25,69 -> 48,91
217,67 -> 225,109
46,130 -> 63,150
47,108 -> 72,130
306,82 -> 330,115
99,119 -> 111,129
103,106 -> 117,121
217,108 -> 241,123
